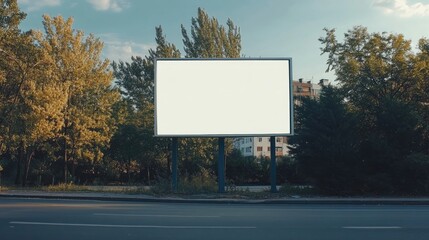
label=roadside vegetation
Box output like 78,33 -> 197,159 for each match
0,1 -> 428,196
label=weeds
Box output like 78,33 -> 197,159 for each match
45,183 -> 90,192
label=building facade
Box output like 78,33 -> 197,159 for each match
233,137 -> 289,157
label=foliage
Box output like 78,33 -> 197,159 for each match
277,156 -> 307,185
320,26 -> 417,107
35,15 -> 119,183
391,153 -> 429,195
279,184 -> 317,196
111,8 -> 241,186
288,26 -> 429,195
1,1 -> 118,186
0,0 -> 25,30
46,183 -> 90,192
181,7 -> 241,58
151,171 -> 217,194
3,2 -> 429,197
290,85 -> 363,195
226,149 -> 263,184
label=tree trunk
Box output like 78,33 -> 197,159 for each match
22,149 -> 35,187
14,144 -> 24,185
167,143 -> 171,177
128,158 -> 131,184
71,156 -> 76,184
147,166 -> 151,185
63,121 -> 68,183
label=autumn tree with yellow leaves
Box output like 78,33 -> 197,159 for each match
0,1 -> 118,185
36,15 -> 119,183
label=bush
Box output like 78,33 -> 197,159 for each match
226,149 -> 269,184
151,170 -> 217,194
277,156 -> 307,185
45,183 -> 89,192
391,153 -> 429,195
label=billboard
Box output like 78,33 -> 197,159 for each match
155,58 -> 293,137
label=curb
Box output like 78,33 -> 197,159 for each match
2,193 -> 429,205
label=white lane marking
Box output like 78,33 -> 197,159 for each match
342,226 -> 402,229
263,208 -> 429,212
10,221 -> 255,229
94,213 -> 220,218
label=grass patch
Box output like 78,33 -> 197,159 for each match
278,184 -> 318,196
151,175 -> 217,195
44,183 -> 90,192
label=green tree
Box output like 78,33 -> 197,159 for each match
290,86 -> 362,194
178,8 -> 240,180
112,26 -> 180,184
112,8 -> 241,184
319,26 -> 419,118
415,38 -> 429,154
319,26 -> 429,194
113,26 -> 180,109
181,7 -> 241,58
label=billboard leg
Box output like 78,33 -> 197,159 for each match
218,137 -> 225,193
270,136 -> 277,193
172,137 -> 178,192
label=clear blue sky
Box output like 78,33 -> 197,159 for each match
17,0 -> 429,83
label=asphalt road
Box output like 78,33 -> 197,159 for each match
1,198 -> 429,240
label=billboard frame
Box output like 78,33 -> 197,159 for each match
154,57 -> 294,138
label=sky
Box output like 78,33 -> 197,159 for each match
16,0 -> 429,83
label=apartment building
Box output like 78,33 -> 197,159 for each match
233,137 -> 289,157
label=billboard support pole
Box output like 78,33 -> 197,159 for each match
270,136 -> 277,193
172,137 -> 178,192
218,137 -> 225,193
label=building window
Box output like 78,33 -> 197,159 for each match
246,147 -> 252,153
257,146 -> 262,151
276,147 -> 282,152
267,147 -> 270,151
258,138 -> 262,142
276,138 -> 282,143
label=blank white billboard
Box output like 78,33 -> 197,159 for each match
155,58 -> 293,137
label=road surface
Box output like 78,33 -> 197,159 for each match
1,198 -> 429,240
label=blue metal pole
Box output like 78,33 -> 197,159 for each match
270,136 -> 277,193
218,137 -> 225,193
172,137 -> 178,192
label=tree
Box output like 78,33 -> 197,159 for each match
36,15 -> 119,183
0,0 -> 25,30
113,26 -> 180,109
318,26 -> 429,194
415,38 -> 429,154
289,86 -> 363,194
112,26 -> 180,184
181,7 -> 241,58
112,9 -> 242,184
0,0 -> 27,148
0,1 -> 66,185
179,8 -> 241,178
319,26 -> 419,118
